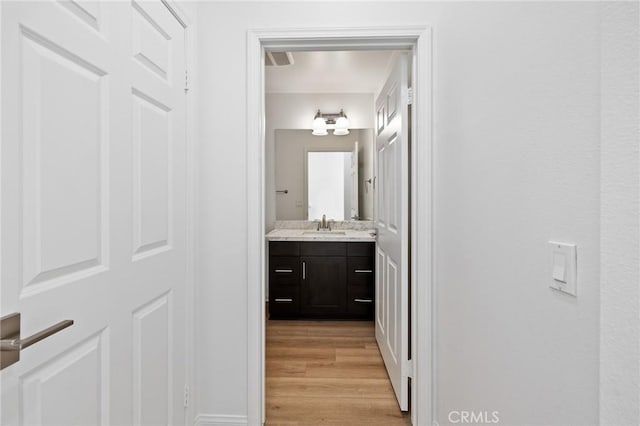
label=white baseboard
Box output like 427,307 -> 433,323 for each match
194,414 -> 248,426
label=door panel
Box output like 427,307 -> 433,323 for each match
132,292 -> 172,426
374,53 -> 410,411
132,88 -> 172,259
376,146 -> 386,227
132,0 -> 173,82
386,134 -> 399,233
21,331 -> 109,426
20,24 -> 108,292
1,1 -> 188,425
387,257 -> 399,361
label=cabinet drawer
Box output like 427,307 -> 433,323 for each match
269,256 -> 300,285
347,242 -> 375,257
269,241 -> 300,257
269,284 -> 300,317
347,285 -> 374,317
301,242 -> 346,257
348,257 -> 375,286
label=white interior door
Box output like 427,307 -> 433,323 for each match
0,1 -> 188,425
374,53 -> 410,411
350,141 -> 359,220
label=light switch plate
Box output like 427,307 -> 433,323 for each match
549,241 -> 577,296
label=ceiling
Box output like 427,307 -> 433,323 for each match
265,50 -> 395,94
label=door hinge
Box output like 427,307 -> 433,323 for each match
184,69 -> 189,93
404,359 -> 414,378
183,385 -> 190,407
407,88 -> 413,105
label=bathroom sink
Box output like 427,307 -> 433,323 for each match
302,231 -> 346,236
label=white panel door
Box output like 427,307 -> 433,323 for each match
0,2 -> 188,425
374,53 -> 409,410
350,141 -> 359,220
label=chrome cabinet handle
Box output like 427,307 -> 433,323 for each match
354,269 -> 373,273
274,298 -> 293,303
354,298 -> 373,303
275,269 -> 293,273
302,261 -> 306,280
1,313 -> 74,370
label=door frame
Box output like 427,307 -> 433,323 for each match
247,26 -> 434,425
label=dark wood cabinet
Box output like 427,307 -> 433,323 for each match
269,240 -> 374,319
268,242 -> 301,317
301,256 -> 347,315
346,255 -> 375,316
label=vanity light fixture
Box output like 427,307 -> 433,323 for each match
311,109 -> 350,136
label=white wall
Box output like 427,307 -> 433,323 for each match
599,3 -> 640,425
432,3 -> 601,423
194,2 -> 637,425
266,93 -> 374,229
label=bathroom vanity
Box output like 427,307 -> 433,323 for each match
266,229 -> 375,320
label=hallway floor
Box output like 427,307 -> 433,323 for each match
266,319 -> 411,425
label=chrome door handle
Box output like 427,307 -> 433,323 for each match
275,269 -> 293,273
1,321 -> 74,351
354,269 -> 373,273
302,261 -> 306,280
274,298 -> 293,303
354,298 -> 373,303
1,313 -> 74,370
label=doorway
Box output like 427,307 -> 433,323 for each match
246,27 -> 434,426
264,48 -> 405,424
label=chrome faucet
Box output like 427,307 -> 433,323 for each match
317,214 -> 331,231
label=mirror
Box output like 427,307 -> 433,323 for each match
275,129 -> 374,221
307,151 -> 355,221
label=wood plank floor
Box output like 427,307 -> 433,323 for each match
266,319 -> 411,426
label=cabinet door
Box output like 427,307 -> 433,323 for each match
301,256 -> 347,315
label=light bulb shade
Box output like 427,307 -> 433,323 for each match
313,116 -> 327,129
312,115 -> 327,136
334,115 -> 350,136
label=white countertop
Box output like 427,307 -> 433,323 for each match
266,228 -> 376,242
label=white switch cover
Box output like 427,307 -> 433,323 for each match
549,241 -> 577,296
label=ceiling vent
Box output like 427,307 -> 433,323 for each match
266,51 -> 294,67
